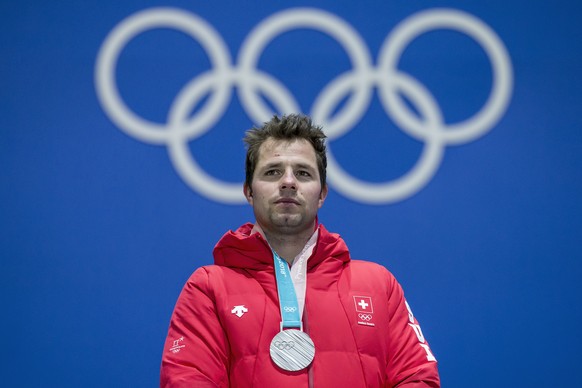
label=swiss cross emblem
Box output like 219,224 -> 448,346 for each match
353,296 -> 375,327
354,296 -> 374,313
354,296 -> 375,327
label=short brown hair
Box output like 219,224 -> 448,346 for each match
243,114 -> 327,189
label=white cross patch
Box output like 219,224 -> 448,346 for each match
353,296 -> 374,313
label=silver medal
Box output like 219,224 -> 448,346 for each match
270,329 -> 315,371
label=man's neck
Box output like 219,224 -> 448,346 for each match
252,224 -> 316,265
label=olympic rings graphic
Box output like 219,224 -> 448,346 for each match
95,7 -> 513,204
358,313 -> 373,321
274,340 -> 295,350
283,306 -> 297,313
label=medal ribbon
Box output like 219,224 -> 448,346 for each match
272,250 -> 302,329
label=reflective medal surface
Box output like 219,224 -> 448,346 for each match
270,329 -> 315,371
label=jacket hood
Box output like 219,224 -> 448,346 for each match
213,223 -> 350,270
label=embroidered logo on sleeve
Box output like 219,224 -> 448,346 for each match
169,337 -> 185,354
231,305 -> 248,318
354,296 -> 375,327
405,301 -> 437,361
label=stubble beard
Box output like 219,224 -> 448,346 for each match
266,205 -> 315,237
270,210 -> 303,229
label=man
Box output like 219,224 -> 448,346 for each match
160,114 -> 440,387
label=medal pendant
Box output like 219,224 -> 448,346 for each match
269,329 -> 315,371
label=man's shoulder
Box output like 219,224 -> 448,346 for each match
349,259 -> 390,273
182,264 -> 261,300
345,259 -> 397,283
188,264 -> 248,281
337,259 -> 400,299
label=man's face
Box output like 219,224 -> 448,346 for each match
244,138 -> 328,237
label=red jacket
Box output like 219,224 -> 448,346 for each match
161,223 -> 440,387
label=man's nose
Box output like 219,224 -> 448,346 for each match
280,169 -> 297,190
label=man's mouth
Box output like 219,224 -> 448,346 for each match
275,198 -> 300,205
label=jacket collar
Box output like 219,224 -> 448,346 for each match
213,223 -> 350,271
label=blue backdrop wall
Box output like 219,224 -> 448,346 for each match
2,1 -> 581,386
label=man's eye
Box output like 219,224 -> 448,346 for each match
265,169 -> 279,176
297,171 -> 311,177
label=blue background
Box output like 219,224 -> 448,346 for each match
2,1 -> 581,386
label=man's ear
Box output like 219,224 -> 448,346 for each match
243,183 -> 253,205
318,184 -> 329,208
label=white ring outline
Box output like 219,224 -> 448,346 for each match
95,7 -> 513,204
377,8 -> 514,144
358,313 -> 373,321
95,8 -> 233,144
274,340 -> 295,350
238,8 -> 373,129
